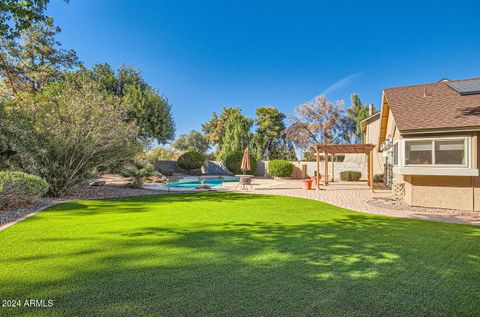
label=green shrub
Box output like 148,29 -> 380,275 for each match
340,171 -> 362,181
268,160 -> 293,177
374,174 -> 384,183
121,160 -> 156,188
224,151 -> 257,175
4,76 -> 140,196
0,171 -> 49,209
177,151 -> 205,171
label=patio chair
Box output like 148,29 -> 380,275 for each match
235,175 -> 254,190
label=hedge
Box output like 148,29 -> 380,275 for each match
340,171 -> 361,181
177,151 -> 205,171
374,174 -> 384,183
224,151 -> 257,175
0,171 -> 49,209
268,160 -> 293,177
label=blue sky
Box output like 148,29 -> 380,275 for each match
48,0 -> 480,138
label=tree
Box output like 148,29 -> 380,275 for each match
0,21 -> 78,95
252,106 -> 296,160
140,147 -> 180,162
87,64 -> 175,145
0,0 -> 57,40
172,130 -> 210,154
201,107 -> 243,157
347,94 -> 372,143
4,74 -> 141,196
286,96 -> 351,153
220,111 -> 253,159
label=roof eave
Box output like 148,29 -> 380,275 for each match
400,126 -> 480,135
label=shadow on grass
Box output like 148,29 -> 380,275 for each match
2,208 -> 480,316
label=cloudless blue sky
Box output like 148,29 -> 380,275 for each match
47,0 -> 480,138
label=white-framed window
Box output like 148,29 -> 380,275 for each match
392,136 -> 476,176
401,136 -> 469,167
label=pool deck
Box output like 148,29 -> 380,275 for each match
221,178 -> 480,226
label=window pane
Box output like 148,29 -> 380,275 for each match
435,140 -> 465,165
405,141 -> 432,165
393,143 -> 399,166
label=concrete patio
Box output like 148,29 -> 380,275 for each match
222,178 -> 480,226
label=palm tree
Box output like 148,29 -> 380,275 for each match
347,94 -> 371,143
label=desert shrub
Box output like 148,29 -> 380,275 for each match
4,76 -> 141,196
374,174 -> 384,183
224,151 -> 257,174
340,171 -> 362,181
177,151 -> 205,171
268,160 -> 293,177
121,160 -> 155,188
0,171 -> 49,209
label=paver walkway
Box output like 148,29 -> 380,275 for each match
222,179 -> 480,226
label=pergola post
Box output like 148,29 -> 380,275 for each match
309,144 -> 375,190
368,149 -> 374,192
315,147 -> 320,190
331,153 -> 335,182
324,151 -> 328,186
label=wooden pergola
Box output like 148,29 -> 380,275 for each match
310,144 -> 376,191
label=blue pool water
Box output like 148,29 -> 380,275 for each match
167,178 -> 238,188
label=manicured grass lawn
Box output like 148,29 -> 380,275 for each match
1,192 -> 480,316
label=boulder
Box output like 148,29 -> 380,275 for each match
195,184 -> 211,190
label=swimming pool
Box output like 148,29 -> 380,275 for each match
167,178 -> 239,188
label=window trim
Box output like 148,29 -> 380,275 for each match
399,136 -> 470,169
392,141 -> 399,167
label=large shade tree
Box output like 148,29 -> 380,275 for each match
87,64 -> 175,145
0,21 -> 78,95
172,129 -> 210,154
202,107 -> 241,146
286,96 -> 352,155
219,111 -> 253,159
0,0 -> 56,40
252,107 -> 296,160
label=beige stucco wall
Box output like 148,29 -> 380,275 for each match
386,110 -> 400,142
364,116 -> 384,176
402,175 -> 479,211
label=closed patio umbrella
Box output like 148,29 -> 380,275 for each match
240,148 -> 251,174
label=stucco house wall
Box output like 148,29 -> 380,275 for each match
363,114 -> 384,176
379,105 -> 480,211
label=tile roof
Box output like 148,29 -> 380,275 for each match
384,78 -> 480,131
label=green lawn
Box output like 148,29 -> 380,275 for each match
1,192 -> 479,316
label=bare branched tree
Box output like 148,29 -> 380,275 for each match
286,96 -> 353,152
